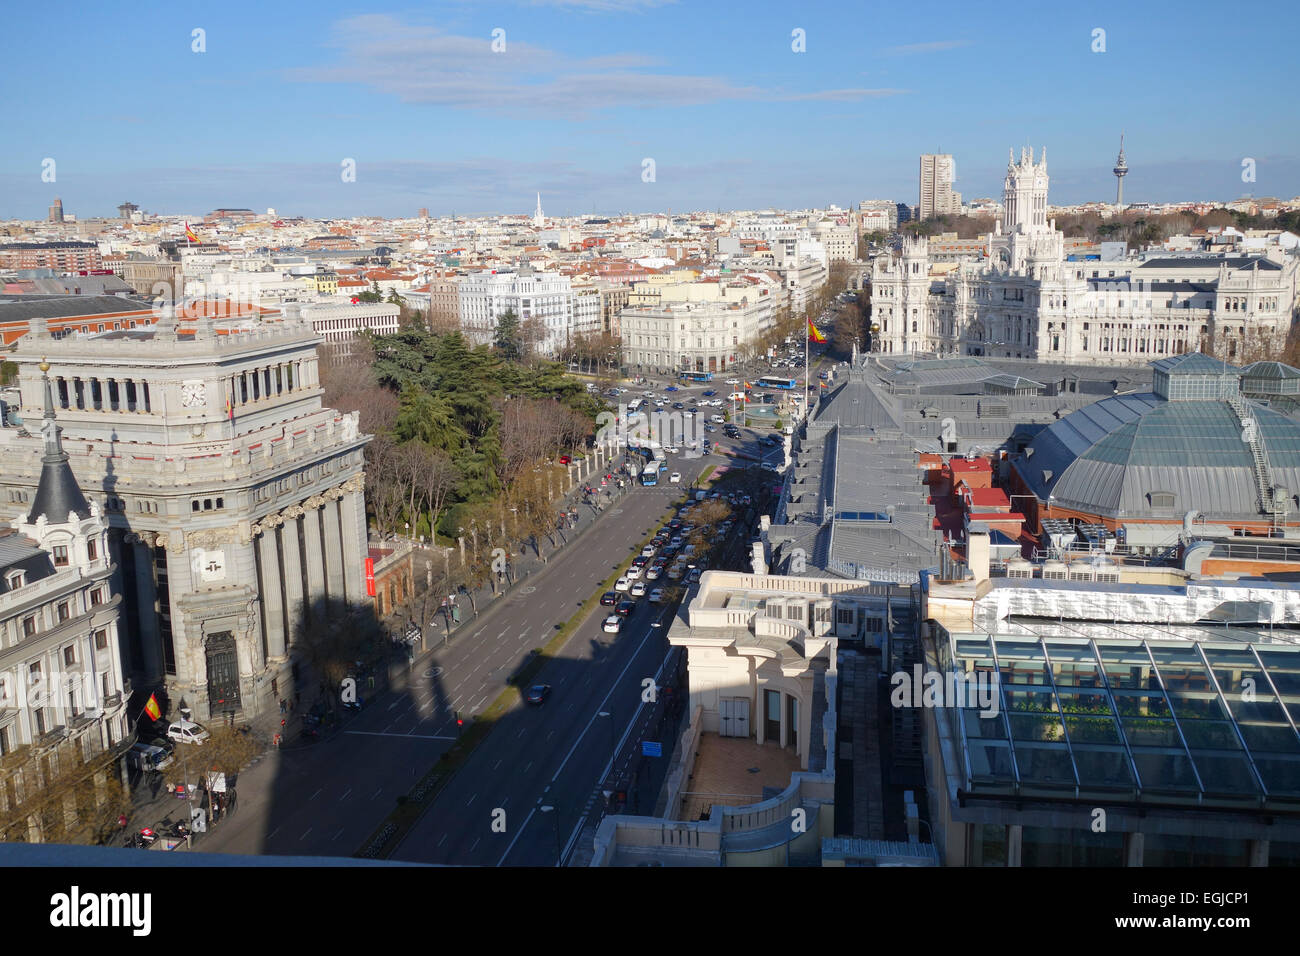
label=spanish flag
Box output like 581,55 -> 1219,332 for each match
807,319 -> 826,344
226,393 -> 233,422
144,693 -> 161,721
185,222 -> 200,243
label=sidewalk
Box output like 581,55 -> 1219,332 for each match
409,468 -> 639,647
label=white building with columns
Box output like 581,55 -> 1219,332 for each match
458,268 -> 599,356
871,147 -> 1300,363
0,301 -> 370,722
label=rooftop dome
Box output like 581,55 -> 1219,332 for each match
1016,371 -> 1300,519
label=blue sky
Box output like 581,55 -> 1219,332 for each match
3,0 -> 1298,219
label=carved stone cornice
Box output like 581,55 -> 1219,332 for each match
340,474 -> 365,496
303,494 -> 327,511
124,531 -> 158,549
185,527 -> 240,551
283,505 -> 305,520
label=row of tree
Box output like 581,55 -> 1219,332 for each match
320,326 -> 602,545
885,208 -> 1300,247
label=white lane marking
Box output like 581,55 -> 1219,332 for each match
438,833 -> 448,847
345,730 -> 456,740
339,788 -> 352,802
493,759 -> 503,771
470,836 -> 481,852
371,787 -> 383,800
300,828 -> 312,841
333,827 -> 345,841
310,788 -> 322,801
268,826 -> 281,840
466,793 -> 476,808
387,700 -> 400,711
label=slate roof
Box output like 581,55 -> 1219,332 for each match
0,295 -> 153,321
1151,353 -> 1239,376
1017,392 -> 1300,518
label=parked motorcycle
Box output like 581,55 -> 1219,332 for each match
164,821 -> 191,840
123,827 -> 158,848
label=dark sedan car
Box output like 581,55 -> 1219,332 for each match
616,600 -> 636,617
600,591 -> 618,606
525,684 -> 551,705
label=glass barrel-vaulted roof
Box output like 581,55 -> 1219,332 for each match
940,632 -> 1300,808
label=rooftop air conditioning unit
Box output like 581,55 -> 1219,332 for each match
1041,560 -> 1068,580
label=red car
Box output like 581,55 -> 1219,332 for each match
559,454 -> 572,465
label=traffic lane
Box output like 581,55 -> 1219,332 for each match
505,624 -> 674,867
392,511 -> 687,862
493,602 -> 675,867
259,734 -> 451,855
389,480 -> 688,728
215,480 -> 688,857
391,587 -> 670,864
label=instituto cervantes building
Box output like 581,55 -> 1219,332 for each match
0,299 -> 370,722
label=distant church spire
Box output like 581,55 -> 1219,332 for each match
533,193 -> 545,229
27,358 -> 91,524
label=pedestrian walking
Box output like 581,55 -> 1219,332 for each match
279,698 -> 287,714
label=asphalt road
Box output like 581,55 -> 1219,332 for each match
181,363 -> 827,863
198,449 -> 710,860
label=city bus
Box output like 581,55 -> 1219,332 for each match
757,376 -> 798,390
680,371 -> 713,383
626,398 -> 644,415
640,461 -> 659,486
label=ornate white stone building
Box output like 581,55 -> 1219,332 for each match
458,268 -> 600,356
0,302 -> 370,722
871,147 -> 1300,364
0,369 -> 132,840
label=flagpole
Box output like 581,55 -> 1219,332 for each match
804,312 -> 810,425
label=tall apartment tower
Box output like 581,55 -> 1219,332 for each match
919,154 -> 960,220
48,198 -> 64,223
0,305 -> 370,723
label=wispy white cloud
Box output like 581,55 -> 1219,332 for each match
883,40 -> 970,55
778,88 -> 909,102
520,0 -> 678,9
289,15 -> 904,118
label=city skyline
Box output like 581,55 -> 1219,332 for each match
2,0 -> 1299,219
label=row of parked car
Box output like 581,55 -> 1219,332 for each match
127,719 -> 212,772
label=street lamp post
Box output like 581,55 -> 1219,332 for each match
538,804 -> 562,866
598,710 -> 616,773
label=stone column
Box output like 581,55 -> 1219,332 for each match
129,534 -> 163,681
280,509 -> 305,644
302,500 -> 328,611
258,526 -> 287,660
323,496 -> 346,603
779,690 -> 789,749
339,480 -> 366,603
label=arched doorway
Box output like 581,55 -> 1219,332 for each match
205,631 -> 242,714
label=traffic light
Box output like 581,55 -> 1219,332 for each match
455,712 -> 464,731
